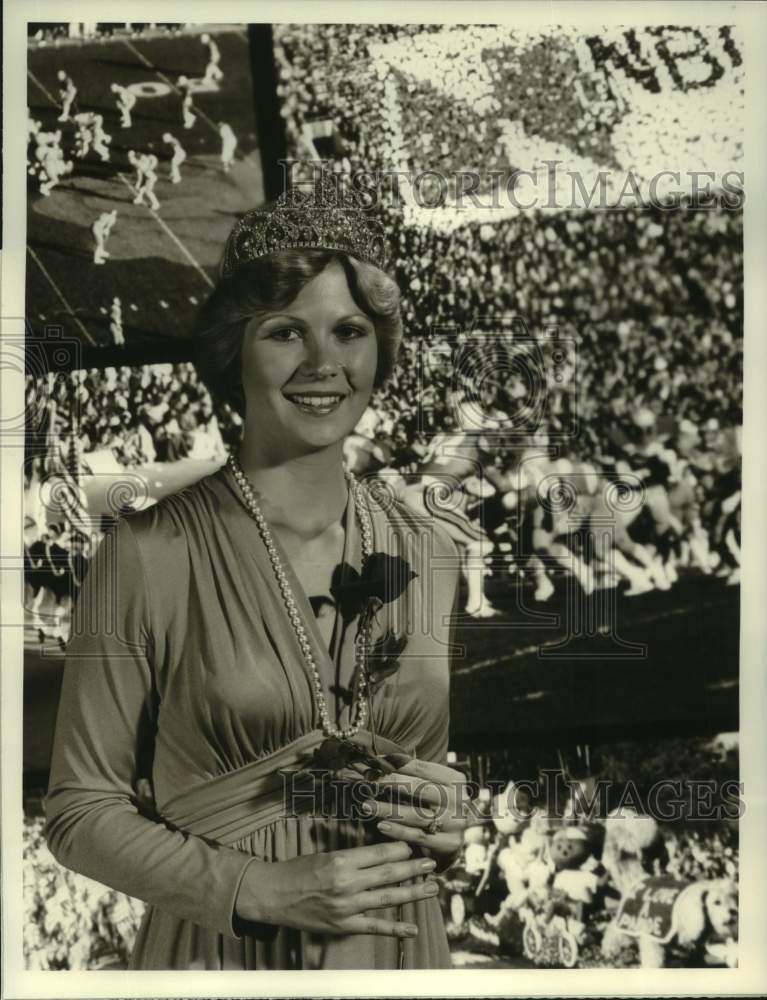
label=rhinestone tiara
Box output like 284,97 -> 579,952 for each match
221,174 -> 389,278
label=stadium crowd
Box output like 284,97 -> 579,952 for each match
26,361 -> 236,473
28,22 -> 198,46
275,21 -> 743,610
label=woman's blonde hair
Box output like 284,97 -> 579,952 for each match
192,249 -> 402,417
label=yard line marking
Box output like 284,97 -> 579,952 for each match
453,642 -> 541,676
26,246 -> 97,346
120,37 -> 261,170
27,69 -> 59,108
115,172 -> 214,288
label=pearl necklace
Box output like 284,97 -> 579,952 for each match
227,451 -> 375,739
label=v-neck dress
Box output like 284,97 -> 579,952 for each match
45,463 -> 460,970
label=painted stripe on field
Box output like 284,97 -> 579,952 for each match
453,642 -> 541,677
26,247 -> 97,346
27,69 -> 60,108
115,172 -> 214,288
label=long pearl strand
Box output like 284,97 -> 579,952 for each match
227,451 -> 375,739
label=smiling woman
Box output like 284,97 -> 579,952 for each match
44,177 -> 466,971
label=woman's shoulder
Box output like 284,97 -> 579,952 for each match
118,465 -> 227,564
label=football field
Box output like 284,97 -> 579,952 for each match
27,28 -> 263,354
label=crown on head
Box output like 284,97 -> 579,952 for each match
221,174 -> 389,278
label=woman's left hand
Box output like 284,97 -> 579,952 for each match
362,759 -> 470,872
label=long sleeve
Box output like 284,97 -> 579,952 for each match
44,516 -> 256,939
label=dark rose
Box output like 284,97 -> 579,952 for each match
330,553 -> 417,623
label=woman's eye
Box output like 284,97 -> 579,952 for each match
336,324 -> 369,340
269,327 -> 301,341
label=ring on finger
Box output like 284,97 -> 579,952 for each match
426,815 -> 444,835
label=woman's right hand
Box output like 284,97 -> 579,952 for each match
234,840 -> 438,938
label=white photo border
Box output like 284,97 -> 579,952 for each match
3,1 -> 766,996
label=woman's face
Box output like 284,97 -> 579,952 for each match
240,260 -> 378,455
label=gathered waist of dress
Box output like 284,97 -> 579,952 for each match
157,729 -> 411,847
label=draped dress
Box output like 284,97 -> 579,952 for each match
45,462 -> 460,970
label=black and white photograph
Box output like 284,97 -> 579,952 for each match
2,1 -> 766,994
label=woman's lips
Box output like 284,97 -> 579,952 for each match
282,392 -> 346,416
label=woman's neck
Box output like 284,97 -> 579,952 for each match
235,440 -> 349,537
